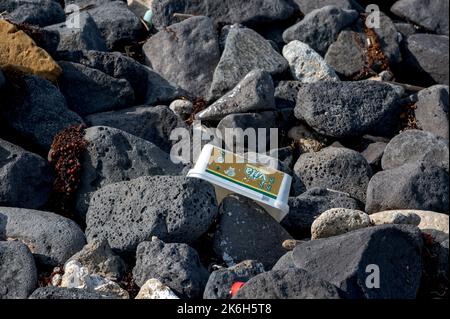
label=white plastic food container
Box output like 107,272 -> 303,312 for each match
187,144 -> 292,222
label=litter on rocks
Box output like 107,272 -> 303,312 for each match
188,144 -> 292,222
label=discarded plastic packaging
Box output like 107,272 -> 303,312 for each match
187,144 -> 292,222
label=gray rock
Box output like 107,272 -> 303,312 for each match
403,34 -> 449,85
292,0 -> 359,15
234,269 -> 342,299
293,147 -> 372,203
0,241 -> 37,299
294,81 -> 400,138
370,12 -> 403,66
361,142 -> 387,166
283,188 -> 362,239
366,162 -> 449,214
391,0 -> 449,35
86,175 -> 218,255
0,207 -> 86,267
67,239 -> 126,281
415,85 -> 449,139
213,195 -> 292,269
394,22 -> 417,37
144,68 -> 189,105
59,50 -> 187,105
143,16 -> 221,99
382,130 -> 449,171
269,147 -> 295,169
44,12 -> 107,52
325,30 -> 366,78
169,100 -> 194,119
217,111 -> 278,131
0,75 -> 84,150
58,61 -> 135,116
272,251 -> 296,270
59,51 -> 147,104
209,25 -> 289,101
151,0 -> 294,29
29,286 -> 115,299
311,208 -> 371,239
217,111 -> 278,153
283,6 -> 359,56
133,238 -> 209,299
197,70 -> 276,121
63,0 -> 109,6
274,81 -> 303,109
85,106 -> 187,154
75,126 -> 185,219
282,40 -> 340,82
4,0 -> 65,27
292,225 -> 423,299
325,13 -> 402,76
0,138 -> 53,209
204,260 -> 265,299
85,0 -> 143,50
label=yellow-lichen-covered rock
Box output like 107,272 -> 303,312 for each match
0,20 -> 62,81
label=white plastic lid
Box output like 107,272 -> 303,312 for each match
187,144 -> 292,222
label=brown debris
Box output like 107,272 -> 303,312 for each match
186,97 -> 207,125
399,102 -> 419,132
352,14 -> 391,80
364,23 -> 390,73
38,267 -> 64,288
119,271 -> 140,299
47,125 -> 88,219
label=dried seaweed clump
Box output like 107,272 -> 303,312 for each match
364,23 -> 390,73
186,97 -> 207,125
353,14 -> 391,80
399,102 -> 418,132
48,124 -> 88,219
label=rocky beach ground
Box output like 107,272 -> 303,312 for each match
0,0 -> 449,299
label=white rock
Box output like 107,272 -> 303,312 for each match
372,210 -> 449,234
51,274 -> 62,287
311,208 -> 371,239
282,41 -> 340,83
60,260 -> 129,298
369,211 -> 421,226
135,278 -> 179,299
169,99 -> 193,119
61,260 -> 92,289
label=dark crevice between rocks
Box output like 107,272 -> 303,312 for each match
399,101 -> 419,133
45,124 -> 88,225
418,233 -> 449,299
119,271 -> 140,299
122,39 -> 149,65
191,215 -> 225,273
37,266 -> 64,288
